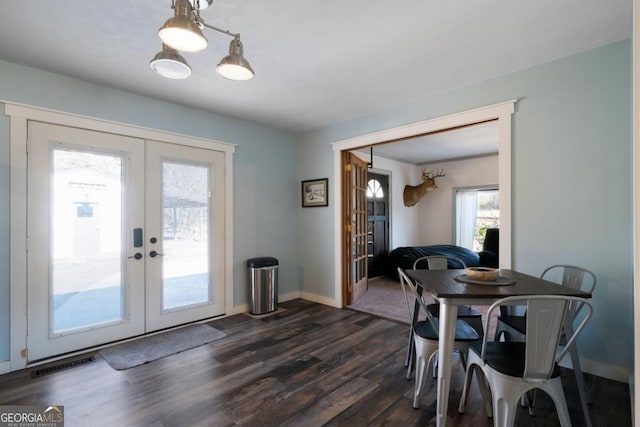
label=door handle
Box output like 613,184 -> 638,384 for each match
128,252 -> 143,260
149,250 -> 164,258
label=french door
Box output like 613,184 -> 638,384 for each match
27,122 -> 225,361
145,140 -> 225,331
342,151 -> 368,305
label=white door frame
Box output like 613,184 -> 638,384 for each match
331,100 -> 516,307
6,101 -> 235,371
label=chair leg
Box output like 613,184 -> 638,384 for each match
459,364 -> 493,418
432,352 -> 438,378
413,352 -> 427,408
406,352 -> 414,380
494,321 -> 506,342
458,363 -> 474,413
459,350 -> 466,370
485,374 -> 528,427
404,328 -> 413,366
476,370 -> 493,418
569,342 -> 593,427
543,379 -> 572,427
492,394 -> 519,427
525,390 -> 536,416
413,338 -> 438,409
492,387 -> 520,427
405,328 -> 414,380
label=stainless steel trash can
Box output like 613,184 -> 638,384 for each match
247,257 -> 278,314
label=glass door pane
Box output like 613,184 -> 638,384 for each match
51,149 -> 125,332
162,162 -> 210,310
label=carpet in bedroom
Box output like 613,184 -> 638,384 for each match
347,275 -> 497,337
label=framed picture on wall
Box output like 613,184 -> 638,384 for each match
301,178 -> 329,207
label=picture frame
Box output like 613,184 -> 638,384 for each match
301,178 -> 329,207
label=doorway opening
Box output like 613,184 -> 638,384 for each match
367,172 -> 390,278
333,100 -> 516,307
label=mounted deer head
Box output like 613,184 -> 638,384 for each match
402,169 -> 445,207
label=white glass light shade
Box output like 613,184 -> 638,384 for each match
216,38 -> 254,81
159,16 -> 208,52
216,62 -> 254,81
150,46 -> 192,79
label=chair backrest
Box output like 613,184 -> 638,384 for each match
541,264 -> 596,320
412,255 -> 467,270
482,295 -> 593,381
501,264 -> 596,318
397,267 -> 437,327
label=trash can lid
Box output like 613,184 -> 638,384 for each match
247,257 -> 279,268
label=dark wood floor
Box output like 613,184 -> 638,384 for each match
0,299 -> 631,426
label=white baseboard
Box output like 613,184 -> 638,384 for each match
298,291 -> 339,308
558,354 -> 631,383
0,361 -> 10,375
229,291 -> 312,316
228,304 -> 249,316
231,291 -> 339,315
279,291 -> 302,303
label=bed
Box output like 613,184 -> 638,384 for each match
388,229 -> 499,279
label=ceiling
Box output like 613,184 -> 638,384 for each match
365,121 -> 499,165
0,1 -> 631,137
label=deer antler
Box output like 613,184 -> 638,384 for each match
404,168 -> 445,207
423,169 -> 445,179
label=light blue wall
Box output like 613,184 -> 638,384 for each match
0,39 -> 633,376
298,40 -> 633,374
0,61 -> 300,362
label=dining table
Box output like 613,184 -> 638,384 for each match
405,268 -> 593,427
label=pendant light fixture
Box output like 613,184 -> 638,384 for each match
158,0 -> 208,53
150,44 -> 192,79
217,37 -> 255,81
152,0 -> 254,81
191,0 -> 212,10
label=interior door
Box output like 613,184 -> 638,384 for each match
342,151 -> 368,305
27,122 -> 146,361
27,122 -> 226,361
367,173 -> 389,278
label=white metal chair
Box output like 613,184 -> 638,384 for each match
493,265 -> 596,426
459,295 -> 594,427
398,268 -> 480,408
414,255 -> 484,336
404,256 -> 484,379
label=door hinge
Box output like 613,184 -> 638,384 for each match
345,164 -> 352,172
21,348 -> 27,358
346,224 -> 352,232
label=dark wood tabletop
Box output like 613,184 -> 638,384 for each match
406,268 -> 592,300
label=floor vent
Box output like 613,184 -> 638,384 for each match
31,356 -> 96,378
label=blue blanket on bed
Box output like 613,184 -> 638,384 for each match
388,245 -> 480,279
